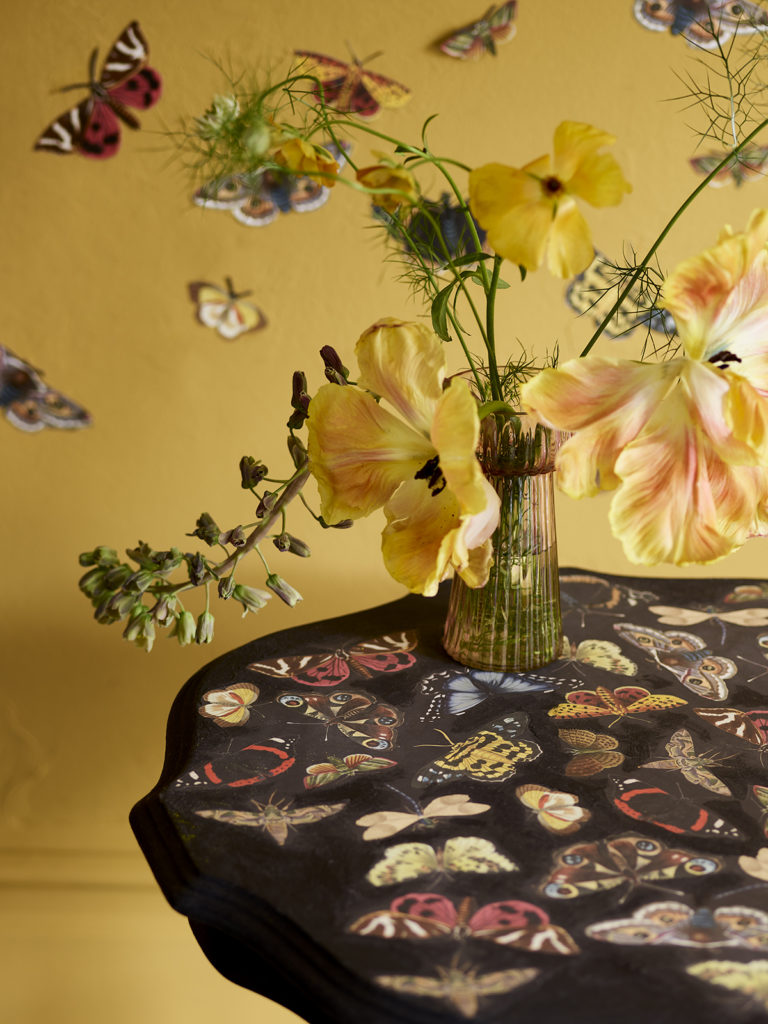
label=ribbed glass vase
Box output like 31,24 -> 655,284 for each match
443,412 -> 567,672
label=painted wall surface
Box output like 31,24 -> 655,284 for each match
2,1 -> 768,1020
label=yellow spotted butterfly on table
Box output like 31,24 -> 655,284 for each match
515,785 -> 591,834
197,682 -> 260,727
557,636 -> 637,676
188,279 -> 267,340
355,793 -> 490,841
558,728 -> 625,777
547,685 -> 687,722
413,713 -> 541,786
366,837 -> 517,886
375,963 -> 539,1020
688,960 -> 768,1010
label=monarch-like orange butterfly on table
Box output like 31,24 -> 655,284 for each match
35,21 -> 161,158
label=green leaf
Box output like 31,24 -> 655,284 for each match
431,280 -> 458,341
519,265 -> 527,282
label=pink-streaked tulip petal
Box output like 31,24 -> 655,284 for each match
547,200 -> 595,278
307,382 -> 434,523
382,478 -> 494,596
610,363 -> 768,565
355,319 -> 444,436
521,357 -> 673,495
552,121 -> 617,182
724,373 -> 768,463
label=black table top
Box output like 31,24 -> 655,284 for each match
132,569 -> 768,1024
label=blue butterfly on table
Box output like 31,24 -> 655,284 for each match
420,669 -> 554,720
193,141 -> 350,227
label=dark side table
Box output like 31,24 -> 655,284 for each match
131,569 -> 768,1024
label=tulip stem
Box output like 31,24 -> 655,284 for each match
580,116 -> 768,358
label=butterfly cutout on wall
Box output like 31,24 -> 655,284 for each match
195,794 -> 346,845
188,278 -> 267,340
515,785 -> 592,834
193,141 -> 350,227
565,250 -> 676,340
413,713 -> 542,786
249,631 -> 417,686
350,892 -> 579,955
633,0 -> 768,48
293,50 -> 411,118
691,144 -> 768,188
586,900 -> 768,948
276,690 -> 402,751
694,706 -> 768,767
173,737 -> 295,789
35,22 -> 161,158
366,837 -> 517,886
439,2 -> 517,59
540,833 -> 721,901
198,682 -> 260,727
547,684 -> 687,723
639,727 -> 733,796
609,774 -> 744,839
374,193 -> 490,272
420,668 -> 553,720
557,636 -> 638,676
688,960 -> 768,1011
614,622 -> 736,701
356,793 -> 490,841
558,728 -> 626,777
303,753 -> 397,789
0,346 -> 91,432
375,963 -> 539,1020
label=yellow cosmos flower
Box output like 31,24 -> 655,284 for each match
356,165 -> 418,213
469,121 -> 632,277
273,138 -> 339,183
521,209 -> 768,566
306,319 -> 501,596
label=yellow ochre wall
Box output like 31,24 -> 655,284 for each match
3,1 -> 768,1020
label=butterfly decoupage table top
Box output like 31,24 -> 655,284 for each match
132,569 -> 768,1024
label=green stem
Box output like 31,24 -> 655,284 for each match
485,255 -> 503,401
580,116 -> 768,357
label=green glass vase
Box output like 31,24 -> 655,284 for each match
443,412 -> 567,672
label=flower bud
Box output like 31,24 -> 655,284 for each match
122,607 -> 156,652
101,565 -> 133,590
78,567 -> 106,598
239,456 -> 269,489
151,596 -> 177,625
172,610 -> 196,646
320,346 -> 350,385
187,513 -> 221,546
186,553 -> 209,586
272,532 -> 311,557
218,575 -> 236,599
288,370 -> 311,429
79,547 -> 119,568
255,491 -> 278,518
196,610 -> 215,644
123,569 -> 156,593
287,435 -> 308,468
266,573 -> 303,607
219,525 -> 246,547
233,584 -> 271,616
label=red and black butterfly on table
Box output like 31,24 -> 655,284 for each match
35,21 -> 161,159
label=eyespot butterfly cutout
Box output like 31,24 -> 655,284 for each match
688,959 -> 768,1007
303,753 -> 397,789
374,963 -> 539,1019
276,690 -> 402,751
174,737 -> 295,789
413,713 -> 542,787
439,2 -> 518,59
366,836 -> 517,886
565,250 -> 676,340
515,785 -> 592,834
194,142 -> 349,227
293,51 -> 411,118
633,0 -> 768,48
188,279 -> 268,340
355,793 -> 490,840
694,706 -> 768,766
248,631 -> 417,686
547,684 -> 687,721
350,892 -> 579,955
691,144 -> 768,188
639,726 -> 732,796
614,622 -> 736,701
195,795 -> 346,845
586,900 -> 768,948
540,833 -> 721,900
35,21 -> 161,158
0,346 -> 91,432
198,682 -> 260,727
609,774 -> 745,839
558,728 -> 626,777
557,636 -> 638,676
419,668 -> 553,719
